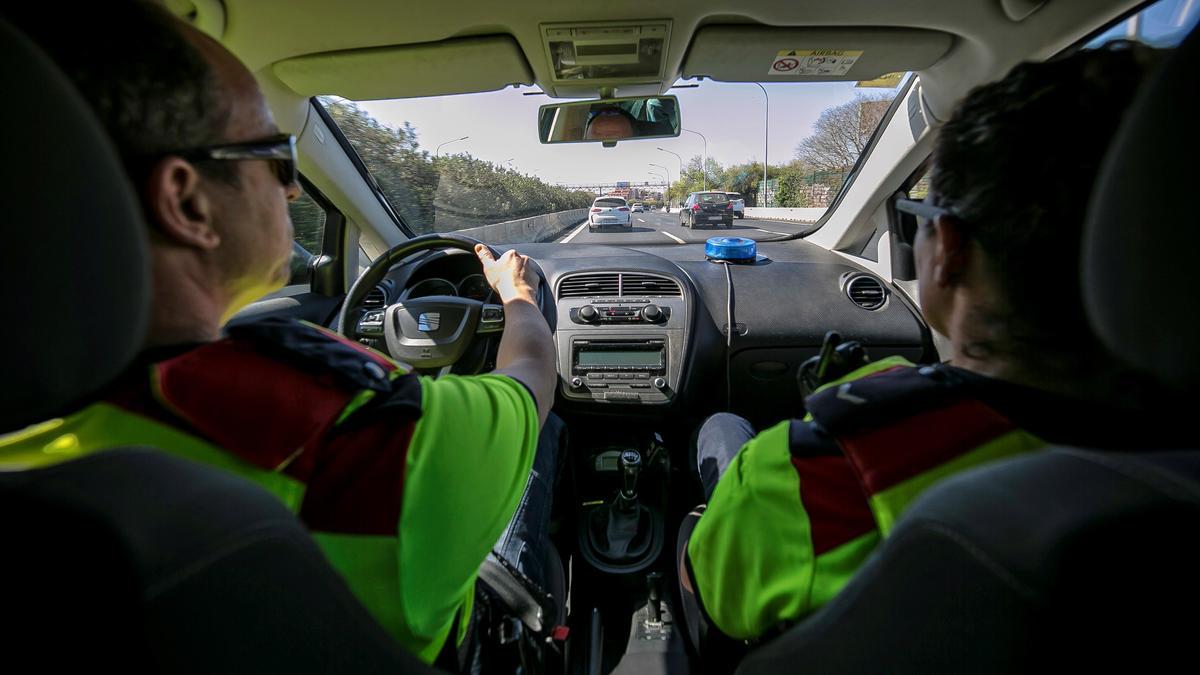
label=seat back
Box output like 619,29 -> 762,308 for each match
2,449 -> 435,674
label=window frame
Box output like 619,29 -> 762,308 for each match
310,97 -> 417,239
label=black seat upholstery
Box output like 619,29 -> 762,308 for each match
0,15 -> 435,674
1,449 -> 430,674
736,29 -> 1200,675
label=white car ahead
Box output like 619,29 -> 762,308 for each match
588,197 -> 632,231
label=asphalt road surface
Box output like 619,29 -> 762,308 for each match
557,209 -> 820,245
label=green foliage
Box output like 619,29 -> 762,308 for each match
319,97 -> 593,235
288,192 -> 326,253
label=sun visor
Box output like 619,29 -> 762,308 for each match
683,27 -> 954,82
273,35 -> 534,100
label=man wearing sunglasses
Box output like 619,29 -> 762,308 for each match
5,2 -> 560,668
677,42 -> 1169,664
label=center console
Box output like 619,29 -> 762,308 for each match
555,271 -> 688,405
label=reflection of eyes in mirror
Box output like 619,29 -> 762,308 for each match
538,95 -> 681,144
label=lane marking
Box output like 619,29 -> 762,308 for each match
559,221 -> 589,243
660,231 -> 686,244
637,218 -> 645,223
756,228 -> 792,236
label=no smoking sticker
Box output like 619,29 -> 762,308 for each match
769,49 -> 863,76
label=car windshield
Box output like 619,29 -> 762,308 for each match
320,75 -> 908,246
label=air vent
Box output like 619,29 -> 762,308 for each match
559,273 -> 621,298
362,285 -> 387,310
558,272 -> 682,298
621,273 -> 681,297
846,275 -> 887,310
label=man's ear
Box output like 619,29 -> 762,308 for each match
143,157 -> 222,251
931,213 -> 969,288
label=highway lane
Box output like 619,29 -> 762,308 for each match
558,210 -> 820,245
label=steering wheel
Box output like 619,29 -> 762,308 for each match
337,233 -> 512,373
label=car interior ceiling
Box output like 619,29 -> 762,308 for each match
3,1 -> 1198,674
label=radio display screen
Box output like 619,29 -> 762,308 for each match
577,349 -> 663,368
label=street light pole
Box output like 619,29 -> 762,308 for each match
656,147 -> 683,208
682,128 -> 708,191
649,171 -> 669,210
649,162 -> 671,210
435,135 -> 469,158
751,83 -> 769,206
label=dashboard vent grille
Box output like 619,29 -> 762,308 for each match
362,285 -> 387,310
621,274 -> 682,297
559,273 -> 621,298
846,275 -> 887,310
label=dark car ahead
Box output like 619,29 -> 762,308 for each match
680,191 -> 733,228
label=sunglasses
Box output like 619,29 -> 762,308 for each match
175,133 -> 298,187
893,197 -> 955,246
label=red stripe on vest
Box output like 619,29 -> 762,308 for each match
838,398 -> 1015,496
153,339 -> 354,479
300,416 -> 415,535
790,456 -> 878,555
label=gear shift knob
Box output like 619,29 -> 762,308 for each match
620,449 -> 642,500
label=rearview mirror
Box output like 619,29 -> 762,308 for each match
538,95 -> 681,147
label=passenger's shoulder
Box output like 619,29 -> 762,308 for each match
804,361 -> 973,435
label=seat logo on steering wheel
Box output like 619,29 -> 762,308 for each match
418,313 -> 442,332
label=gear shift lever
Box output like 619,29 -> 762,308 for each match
620,450 -> 642,502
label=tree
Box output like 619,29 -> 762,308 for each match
795,94 -> 895,172
315,97 -> 592,234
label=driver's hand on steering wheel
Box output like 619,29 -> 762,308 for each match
475,245 -> 539,306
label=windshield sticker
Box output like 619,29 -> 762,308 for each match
769,50 -> 863,76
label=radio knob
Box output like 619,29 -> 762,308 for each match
652,377 -> 667,389
570,376 -> 585,390
642,304 -> 663,322
578,305 -> 598,322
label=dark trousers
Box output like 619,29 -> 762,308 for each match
493,412 -> 565,591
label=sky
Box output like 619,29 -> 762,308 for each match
357,78 -> 905,186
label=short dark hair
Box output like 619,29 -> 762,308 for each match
10,1 -> 235,183
930,41 -> 1159,374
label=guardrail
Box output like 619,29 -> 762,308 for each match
743,207 -> 827,223
450,209 -> 588,244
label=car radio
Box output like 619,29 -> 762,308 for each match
569,299 -> 670,325
567,339 -> 669,397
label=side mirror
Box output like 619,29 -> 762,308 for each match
538,95 -> 681,148
288,241 -> 314,286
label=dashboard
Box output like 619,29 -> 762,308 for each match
358,237 -> 933,427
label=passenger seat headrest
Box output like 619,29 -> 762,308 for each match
1083,31 -> 1200,391
0,17 -> 149,432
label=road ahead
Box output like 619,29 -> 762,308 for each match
557,210 -> 820,245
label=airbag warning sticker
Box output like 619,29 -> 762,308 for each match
769,50 -> 863,76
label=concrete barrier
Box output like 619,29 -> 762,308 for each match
743,207 -> 827,223
450,209 -> 588,244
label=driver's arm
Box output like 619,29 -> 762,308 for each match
475,245 -> 556,427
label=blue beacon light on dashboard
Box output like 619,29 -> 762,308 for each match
705,236 -> 757,263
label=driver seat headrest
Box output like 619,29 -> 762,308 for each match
0,16 -> 150,432
1083,30 -> 1200,391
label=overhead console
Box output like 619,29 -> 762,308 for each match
539,20 -> 673,98
555,271 -> 688,406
